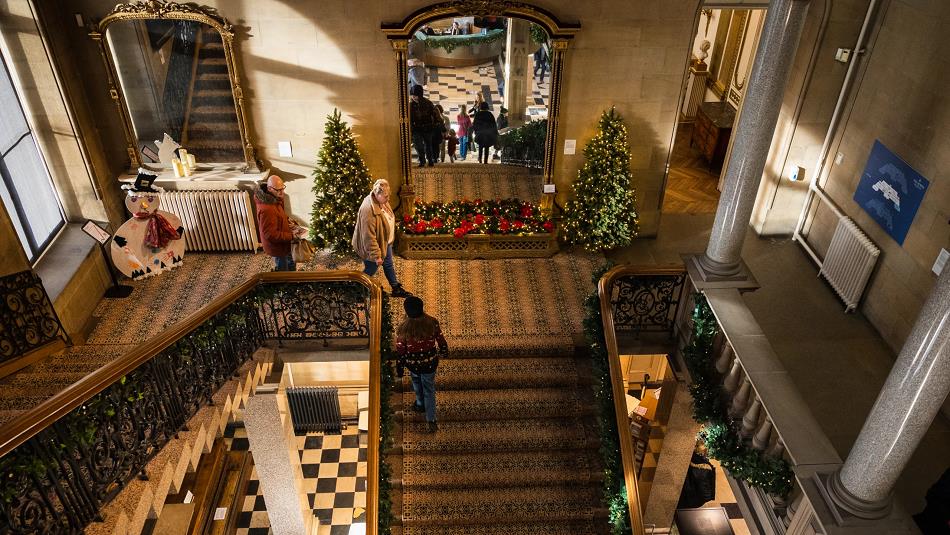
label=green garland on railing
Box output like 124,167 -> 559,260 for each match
683,294 -> 794,498
420,29 -> 506,53
583,263 -> 633,535
377,292 -> 396,535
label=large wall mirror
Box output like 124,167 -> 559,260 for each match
382,3 -> 579,213
90,1 -> 259,173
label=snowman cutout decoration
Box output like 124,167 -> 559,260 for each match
111,170 -> 186,279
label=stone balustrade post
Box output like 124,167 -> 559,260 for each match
740,398 -> 762,439
729,378 -> 752,419
715,342 -> 734,374
752,418 -> 773,450
723,358 -> 743,394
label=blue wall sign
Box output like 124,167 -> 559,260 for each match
853,140 -> 929,245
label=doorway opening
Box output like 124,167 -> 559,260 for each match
663,8 -> 766,215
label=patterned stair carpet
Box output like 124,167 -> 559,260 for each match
411,163 -> 543,203
184,29 -> 243,162
391,350 -> 611,534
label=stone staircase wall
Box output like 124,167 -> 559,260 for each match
83,348 -> 274,535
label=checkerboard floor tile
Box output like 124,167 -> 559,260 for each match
227,423 -> 367,535
422,58 -> 550,126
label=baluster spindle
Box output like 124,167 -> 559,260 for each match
768,438 -> 786,458
752,418 -> 773,450
740,398 -> 762,439
715,342 -> 734,374
723,358 -> 742,394
729,378 -> 751,418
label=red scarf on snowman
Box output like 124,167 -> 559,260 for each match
135,211 -> 180,249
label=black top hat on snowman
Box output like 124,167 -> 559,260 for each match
121,169 -> 164,194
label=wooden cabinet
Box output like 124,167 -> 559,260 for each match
691,102 -> 736,170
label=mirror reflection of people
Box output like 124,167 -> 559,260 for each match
472,102 -> 498,164
533,46 -> 548,82
456,105 -> 472,161
255,175 -> 304,271
352,179 -> 410,297
409,84 -> 440,167
435,104 -> 450,163
449,21 -> 463,35
397,296 -> 448,434
407,59 -> 428,90
447,129 -> 458,163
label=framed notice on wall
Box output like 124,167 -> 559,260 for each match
852,140 -> 929,245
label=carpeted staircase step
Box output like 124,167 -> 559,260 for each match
397,521 -> 609,535
399,418 -> 595,454
399,449 -> 599,488
426,356 -> 581,390
401,484 -> 602,525
400,387 -> 589,421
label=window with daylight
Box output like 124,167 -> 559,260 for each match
0,51 -> 65,262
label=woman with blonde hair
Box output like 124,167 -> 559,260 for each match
397,296 -> 448,433
352,179 -> 410,297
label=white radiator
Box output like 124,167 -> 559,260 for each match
819,216 -> 880,312
159,190 -> 260,252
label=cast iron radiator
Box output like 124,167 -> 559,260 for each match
287,387 -> 342,433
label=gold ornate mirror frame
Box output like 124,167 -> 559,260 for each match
89,0 -> 259,173
382,0 -> 579,213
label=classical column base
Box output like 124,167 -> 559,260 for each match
398,183 -> 416,217
683,253 -> 760,291
824,470 -> 893,521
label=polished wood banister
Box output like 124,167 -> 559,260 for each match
0,271 -> 374,458
597,264 -> 686,535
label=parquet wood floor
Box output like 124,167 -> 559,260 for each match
662,124 -> 722,214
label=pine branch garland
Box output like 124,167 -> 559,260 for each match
310,109 -> 373,255
562,108 -> 639,251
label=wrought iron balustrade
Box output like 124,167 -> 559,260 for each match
0,270 -> 70,368
610,269 -> 687,339
0,272 -> 382,535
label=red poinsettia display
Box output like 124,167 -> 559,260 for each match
401,198 -> 555,237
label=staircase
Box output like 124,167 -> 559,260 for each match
183,29 -> 243,162
390,352 -> 610,534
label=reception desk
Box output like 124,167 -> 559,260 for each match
417,29 -> 506,68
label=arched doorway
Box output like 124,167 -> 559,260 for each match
380,2 -> 579,214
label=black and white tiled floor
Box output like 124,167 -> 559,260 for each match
423,57 -> 550,125
225,423 -> 367,535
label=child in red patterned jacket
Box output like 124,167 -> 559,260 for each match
396,296 -> 448,433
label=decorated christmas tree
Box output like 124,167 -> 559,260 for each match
561,108 -> 638,251
310,109 -> 374,255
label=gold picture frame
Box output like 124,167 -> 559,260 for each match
89,0 -> 259,173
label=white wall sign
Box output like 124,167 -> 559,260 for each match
542,184 -> 556,194
564,139 -> 576,155
81,220 -> 111,245
933,248 -> 949,276
278,141 -> 293,158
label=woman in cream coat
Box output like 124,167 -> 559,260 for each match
352,179 -> 410,297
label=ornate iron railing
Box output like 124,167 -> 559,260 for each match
610,269 -> 687,338
0,270 -> 70,368
595,264 -> 689,535
0,272 -> 383,535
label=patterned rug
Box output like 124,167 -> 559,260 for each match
0,250 -> 602,425
412,163 -> 543,203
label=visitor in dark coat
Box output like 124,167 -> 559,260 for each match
472,102 -> 498,164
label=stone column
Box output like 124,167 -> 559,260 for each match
830,266 -> 950,518
245,385 -> 316,534
503,18 -> 530,126
693,0 -> 810,280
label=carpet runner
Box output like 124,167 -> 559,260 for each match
183,28 -> 244,162
390,350 -> 611,534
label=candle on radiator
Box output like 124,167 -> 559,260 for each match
186,153 -> 196,170
172,158 -> 184,178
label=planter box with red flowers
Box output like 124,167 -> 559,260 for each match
396,198 -> 559,259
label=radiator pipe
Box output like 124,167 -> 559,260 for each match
792,0 -> 883,266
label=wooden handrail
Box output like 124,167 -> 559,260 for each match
597,264 -> 687,535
